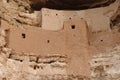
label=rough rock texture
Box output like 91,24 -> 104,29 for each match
111,4 -> 120,29
90,46 -> 120,80
0,0 -> 41,27
0,0 -> 120,80
0,53 -> 89,80
0,29 -> 6,47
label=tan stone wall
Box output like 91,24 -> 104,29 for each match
0,24 -> 90,79
41,1 -> 119,32
0,19 -> 93,76
7,19 -> 88,55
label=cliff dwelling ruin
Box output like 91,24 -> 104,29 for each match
0,0 -> 120,80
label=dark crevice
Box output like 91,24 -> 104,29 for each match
2,78 -> 6,80
111,15 -> 120,28
30,0 -> 116,10
44,60 -> 56,64
15,19 -> 23,24
7,0 -> 9,3
112,15 -> 120,26
8,54 -> 12,58
34,65 -> 37,70
110,6 -> 120,29
34,65 -> 40,70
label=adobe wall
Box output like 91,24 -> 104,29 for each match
0,19 -> 93,76
7,19 -> 88,55
41,0 -> 119,32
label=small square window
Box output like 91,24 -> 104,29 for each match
47,40 -> 50,43
22,33 -> 26,39
71,25 -> 75,29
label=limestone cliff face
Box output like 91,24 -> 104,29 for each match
0,0 -> 41,27
0,0 -> 120,80
111,5 -> 120,29
90,46 -> 120,80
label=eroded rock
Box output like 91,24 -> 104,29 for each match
90,46 -> 120,80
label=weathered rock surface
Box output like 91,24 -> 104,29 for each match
0,0 -> 41,27
111,4 -> 120,29
90,46 -> 120,80
0,0 -> 120,80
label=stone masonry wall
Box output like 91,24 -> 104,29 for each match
0,28 -> 90,80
